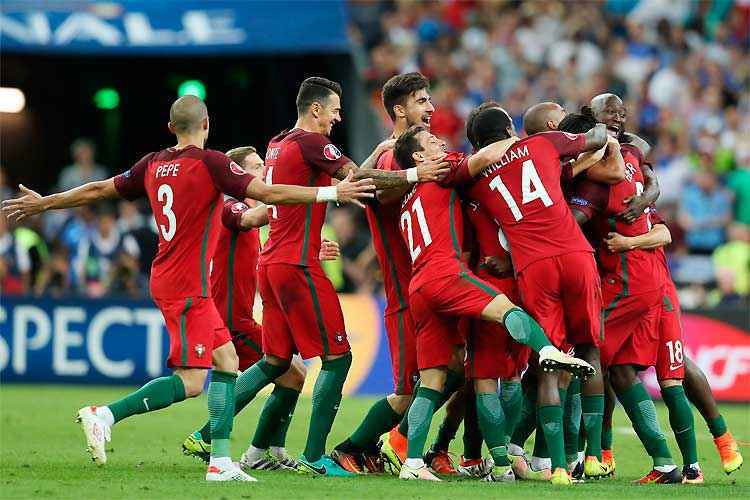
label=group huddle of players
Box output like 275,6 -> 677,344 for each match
2,73 -> 743,485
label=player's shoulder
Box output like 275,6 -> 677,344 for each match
532,130 -> 580,143
619,142 -> 645,164
376,149 -> 396,170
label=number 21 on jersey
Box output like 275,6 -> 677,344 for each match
489,159 -> 552,221
400,197 -> 432,261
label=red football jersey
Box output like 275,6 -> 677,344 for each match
259,129 -> 351,267
211,198 -> 261,334
465,200 -> 511,263
399,175 -> 466,294
114,146 -> 253,299
451,132 -> 593,273
568,144 -> 663,295
365,150 -> 412,315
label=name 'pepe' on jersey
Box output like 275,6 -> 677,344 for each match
398,152 -> 468,294
259,129 -> 351,267
454,132 -> 594,273
365,149 -> 413,315
113,145 -> 253,300
568,143 -> 663,295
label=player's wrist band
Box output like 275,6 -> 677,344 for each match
406,167 -> 419,183
317,185 -> 338,202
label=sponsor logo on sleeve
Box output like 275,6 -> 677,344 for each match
229,161 -> 246,175
569,196 -> 589,206
231,202 -> 248,213
323,144 -> 342,161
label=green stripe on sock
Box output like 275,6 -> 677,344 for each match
407,386 -> 442,459
208,370 -> 237,459
582,393 -> 604,460
108,374 -> 186,423
252,385 -> 300,450
617,382 -> 674,467
350,397 -> 402,449
502,308 -> 552,352
662,385 -> 698,465
538,404 -> 565,469
477,392 -> 509,466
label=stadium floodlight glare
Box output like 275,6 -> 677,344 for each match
94,88 -> 120,110
178,80 -> 206,100
0,87 -> 26,113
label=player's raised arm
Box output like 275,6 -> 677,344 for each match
617,162 -> 660,223
2,152 -> 151,223
576,136 -> 626,183
465,137 -> 520,177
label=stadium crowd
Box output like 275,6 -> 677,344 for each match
1,0 -> 748,309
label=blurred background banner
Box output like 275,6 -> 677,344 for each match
2,294 -> 748,401
0,1 -> 349,55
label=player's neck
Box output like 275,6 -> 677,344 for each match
293,117 -> 324,135
174,133 -> 205,150
392,121 -> 409,138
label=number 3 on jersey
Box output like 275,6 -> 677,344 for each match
490,159 -> 552,221
157,184 -> 176,241
400,197 -> 432,261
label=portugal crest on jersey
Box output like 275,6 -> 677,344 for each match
194,344 -> 206,358
323,144 -> 342,161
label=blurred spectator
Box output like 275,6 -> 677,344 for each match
678,168 -> 733,254
57,138 -> 108,192
34,242 -> 70,298
0,215 -> 31,294
712,222 -> 750,299
328,206 -> 376,293
0,165 -> 13,202
727,164 -> 750,225
75,205 -> 140,297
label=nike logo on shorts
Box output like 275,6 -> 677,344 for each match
669,364 -> 683,371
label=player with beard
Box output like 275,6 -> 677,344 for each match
589,93 -> 743,480
563,105 -> 681,484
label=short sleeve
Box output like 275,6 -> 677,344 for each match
114,153 -> 152,201
539,131 -> 586,158
203,150 -> 255,200
568,179 -> 609,220
297,133 -> 352,176
221,197 -> 251,232
438,151 -> 473,188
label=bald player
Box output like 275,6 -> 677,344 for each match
2,95 -> 375,482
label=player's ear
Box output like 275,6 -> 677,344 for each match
547,120 -> 557,130
202,117 -> 209,131
310,102 -> 320,118
412,150 -> 424,163
167,122 -> 176,135
393,104 -> 405,120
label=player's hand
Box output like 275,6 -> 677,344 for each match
335,170 -> 376,208
319,239 -> 340,261
616,194 -> 648,223
417,154 -> 451,182
482,255 -> 513,277
1,184 -> 46,223
377,138 -> 397,153
605,232 -> 632,252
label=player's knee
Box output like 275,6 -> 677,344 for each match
474,378 -> 498,394
387,394 -> 411,414
609,365 -> 636,392
481,294 -> 516,322
177,370 -> 208,398
659,378 -> 681,390
213,344 -> 239,373
278,361 -> 307,391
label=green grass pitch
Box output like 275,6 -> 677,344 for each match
1,384 -> 748,499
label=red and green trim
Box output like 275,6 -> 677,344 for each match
232,331 -> 263,356
303,268 -> 330,356
459,271 -> 499,298
373,210 -> 408,310
299,173 -> 318,265
179,297 -> 194,366
200,199 -> 219,296
603,217 -> 629,320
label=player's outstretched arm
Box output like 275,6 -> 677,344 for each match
359,138 -> 396,170
583,136 -> 626,184
617,163 -> 660,223
245,172 -> 376,206
605,223 -> 671,253
466,137 -> 520,177
2,179 -> 119,223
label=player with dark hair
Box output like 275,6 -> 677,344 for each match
331,72 -> 462,475
214,76 -> 447,478
563,103 -> 682,484
445,104 -> 614,484
180,146 -> 337,471
1,95 -> 375,482
392,124 -> 595,482
586,93 -> 743,480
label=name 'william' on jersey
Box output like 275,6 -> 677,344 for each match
259,129 -> 351,267
463,131 -> 593,273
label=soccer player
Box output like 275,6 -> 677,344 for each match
209,77 -> 446,478
563,105 -> 682,484
331,72 -> 457,474
509,101 -> 625,480
1,95 -> 375,481
180,146 -> 338,470
457,106 -> 615,484
393,125 -> 595,482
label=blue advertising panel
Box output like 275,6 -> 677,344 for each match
0,1 -> 349,55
